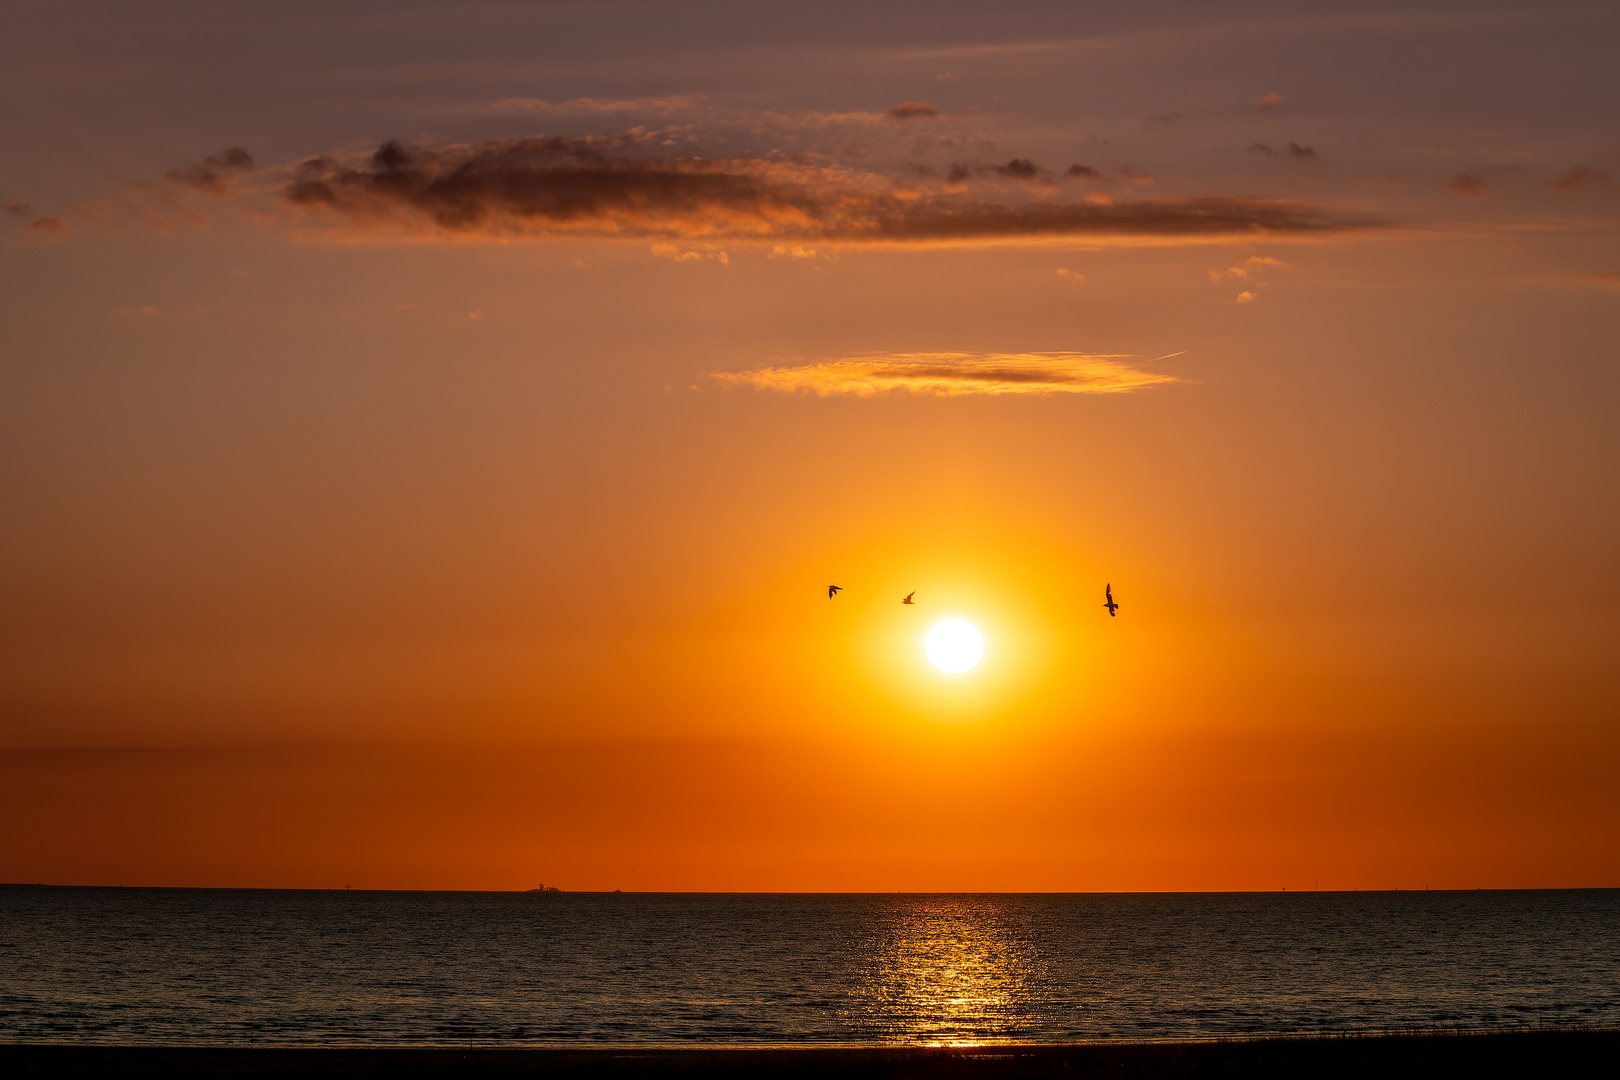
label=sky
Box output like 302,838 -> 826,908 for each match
2,0 -> 1617,892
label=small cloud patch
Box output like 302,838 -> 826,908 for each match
1212,255 -> 1289,302
991,158 -> 1042,179
1249,142 -> 1318,161
887,102 -> 940,121
1446,173 -> 1486,196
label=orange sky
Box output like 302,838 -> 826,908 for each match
1,1 -> 1617,890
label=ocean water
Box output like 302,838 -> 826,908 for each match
0,888 -> 1616,1046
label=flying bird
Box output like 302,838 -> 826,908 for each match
901,591 -> 915,605
828,585 -> 842,598
1103,583 -> 1119,617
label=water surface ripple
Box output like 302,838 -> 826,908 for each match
1,888 -> 1615,1045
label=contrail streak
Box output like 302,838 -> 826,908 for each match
1148,350 -> 1188,362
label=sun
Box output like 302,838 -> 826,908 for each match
925,618 -> 984,674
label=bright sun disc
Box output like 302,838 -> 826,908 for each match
925,618 -> 984,674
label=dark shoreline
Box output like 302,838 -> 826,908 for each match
4,1029 -> 1615,1078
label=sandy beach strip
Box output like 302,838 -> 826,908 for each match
1,1028 -> 1615,1077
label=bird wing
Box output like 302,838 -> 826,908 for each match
902,592 -> 914,603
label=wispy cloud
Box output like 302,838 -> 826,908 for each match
651,242 -> 729,264
714,352 -> 1178,397
1551,166 -> 1613,193
166,147 -> 255,193
1219,255 -> 1289,280
276,137 -> 1366,245
26,215 -> 71,238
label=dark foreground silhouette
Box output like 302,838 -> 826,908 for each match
3,1029 -> 1614,1079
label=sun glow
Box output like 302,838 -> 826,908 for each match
925,619 -> 984,674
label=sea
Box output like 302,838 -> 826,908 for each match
1,888 -> 1616,1046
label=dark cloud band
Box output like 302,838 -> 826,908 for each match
280,138 -> 1368,244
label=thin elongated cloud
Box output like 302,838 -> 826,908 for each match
886,102 -> 940,121
473,94 -> 703,116
714,352 -> 1178,396
278,137 -> 1367,244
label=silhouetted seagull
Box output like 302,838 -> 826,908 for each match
1103,584 -> 1119,617
828,585 -> 842,598
901,591 -> 915,605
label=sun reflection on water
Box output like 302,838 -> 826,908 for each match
843,896 -> 1068,1044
